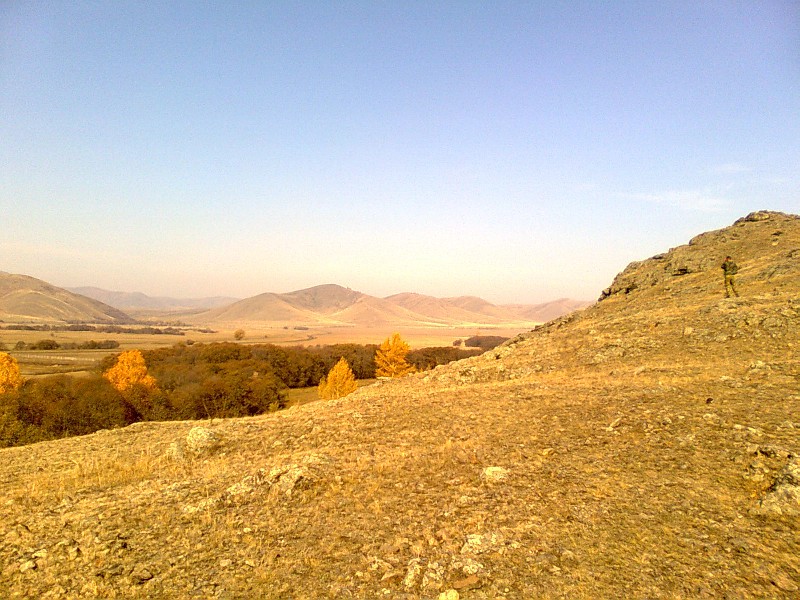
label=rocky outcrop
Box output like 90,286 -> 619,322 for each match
600,211 -> 799,300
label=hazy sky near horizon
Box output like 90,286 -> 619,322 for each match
2,1 -> 798,304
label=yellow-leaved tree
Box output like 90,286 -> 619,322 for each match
0,352 -> 24,394
318,357 -> 358,400
375,333 -> 416,378
103,349 -> 157,393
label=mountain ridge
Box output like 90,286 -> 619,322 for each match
5,276 -> 591,327
190,285 -> 590,327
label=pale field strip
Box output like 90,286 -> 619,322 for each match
12,353 -> 98,363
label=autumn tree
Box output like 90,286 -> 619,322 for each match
375,333 -> 416,378
318,357 -> 358,400
234,329 -> 245,341
0,352 -> 24,394
103,349 -> 158,393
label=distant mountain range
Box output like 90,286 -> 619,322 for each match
1,274 -> 591,326
188,283 -> 592,326
67,287 -> 239,312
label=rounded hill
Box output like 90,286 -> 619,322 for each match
0,273 -> 132,323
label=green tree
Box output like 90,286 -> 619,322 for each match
318,357 -> 358,400
375,333 -> 416,378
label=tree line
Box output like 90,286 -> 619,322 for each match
0,338 -> 489,447
9,339 -> 120,351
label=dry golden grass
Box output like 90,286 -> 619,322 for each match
1,212 -> 798,598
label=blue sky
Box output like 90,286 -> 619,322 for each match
2,1 -> 798,303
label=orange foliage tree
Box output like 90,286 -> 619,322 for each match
375,333 -> 416,378
318,357 -> 358,400
0,352 -> 24,394
103,349 -> 157,393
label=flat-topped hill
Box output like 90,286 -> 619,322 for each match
1,211 -> 798,598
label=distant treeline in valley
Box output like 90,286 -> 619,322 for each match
7,339 -> 121,351
0,338 -> 507,447
0,323 -> 189,335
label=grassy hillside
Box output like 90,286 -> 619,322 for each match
0,273 -> 132,324
0,211 -> 798,598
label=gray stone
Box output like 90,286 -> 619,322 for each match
753,458 -> 800,516
185,427 -> 222,456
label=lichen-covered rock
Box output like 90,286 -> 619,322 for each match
754,458 -> 800,517
185,426 -> 222,456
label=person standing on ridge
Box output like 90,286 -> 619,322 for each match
721,255 -> 740,298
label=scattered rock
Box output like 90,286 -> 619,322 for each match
455,557 -> 485,575
164,441 -> 186,461
183,497 -> 220,515
225,477 -> 257,499
403,558 -> 423,588
754,458 -> 800,516
19,560 -> 36,573
185,426 -> 222,456
422,561 -> 445,589
481,466 -> 510,484
267,464 -> 311,498
461,533 -> 502,555
167,426 -> 223,460
130,565 -> 153,584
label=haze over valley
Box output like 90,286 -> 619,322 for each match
3,275 -> 589,330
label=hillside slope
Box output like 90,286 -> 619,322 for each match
502,298 -> 593,322
1,211 -> 798,598
193,291 -> 332,324
0,273 -> 132,323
